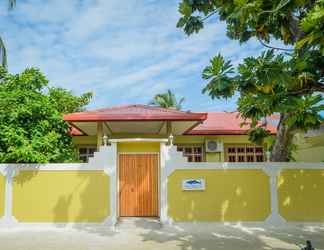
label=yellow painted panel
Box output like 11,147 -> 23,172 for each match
206,152 -> 221,162
294,146 -> 324,162
13,171 -> 109,222
278,169 -> 324,222
168,169 -> 271,221
0,173 -> 5,218
72,136 -> 97,145
73,134 -> 166,146
174,135 -> 252,144
118,142 -> 160,153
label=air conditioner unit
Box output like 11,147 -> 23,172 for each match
205,140 -> 223,152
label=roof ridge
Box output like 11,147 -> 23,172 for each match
80,104 -> 200,115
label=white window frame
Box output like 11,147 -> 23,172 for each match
176,144 -> 204,162
225,144 -> 265,162
78,145 -> 97,163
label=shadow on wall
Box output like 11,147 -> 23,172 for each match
13,164 -> 41,184
167,169 -> 271,222
277,169 -> 324,222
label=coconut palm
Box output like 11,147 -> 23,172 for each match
0,0 -> 16,68
149,90 -> 185,110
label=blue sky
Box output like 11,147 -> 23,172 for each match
0,0 -> 268,112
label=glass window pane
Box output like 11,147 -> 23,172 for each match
246,147 -> 254,153
79,148 -> 87,154
228,147 -> 236,153
80,156 -> 87,163
256,155 -> 264,162
195,156 -> 202,162
88,148 -> 96,154
185,148 -> 192,154
238,155 -> 245,162
229,156 -> 236,162
255,147 -> 263,153
237,147 -> 245,153
194,147 -> 202,154
247,155 -> 254,162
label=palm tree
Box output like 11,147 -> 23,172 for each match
149,89 -> 185,110
0,0 -> 16,68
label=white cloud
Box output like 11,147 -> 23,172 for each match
1,0 -> 266,111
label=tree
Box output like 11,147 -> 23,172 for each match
150,89 -> 185,110
0,0 -> 16,68
177,0 -> 324,161
0,67 -> 92,163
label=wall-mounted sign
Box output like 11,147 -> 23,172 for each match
182,179 -> 205,191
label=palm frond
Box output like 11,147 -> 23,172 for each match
150,89 -> 185,110
0,37 -> 8,69
8,0 -> 16,10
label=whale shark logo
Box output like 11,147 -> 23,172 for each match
186,180 -> 201,185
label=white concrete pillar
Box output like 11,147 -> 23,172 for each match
160,142 -> 168,224
264,167 -> 286,225
1,167 -> 18,225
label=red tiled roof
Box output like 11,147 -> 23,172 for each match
66,107 -> 278,135
186,112 -> 277,135
64,104 -> 207,122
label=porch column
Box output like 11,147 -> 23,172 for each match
166,121 -> 172,136
97,121 -> 103,150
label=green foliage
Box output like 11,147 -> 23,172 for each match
0,67 -> 92,163
202,54 -> 235,99
248,127 -> 272,146
149,89 -> 185,110
49,88 -> 92,114
177,0 -> 324,161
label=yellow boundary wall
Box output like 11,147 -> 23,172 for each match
278,169 -> 324,222
168,169 -> 271,222
13,170 -> 109,223
0,143 -> 324,225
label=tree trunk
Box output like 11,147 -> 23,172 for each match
270,113 -> 294,162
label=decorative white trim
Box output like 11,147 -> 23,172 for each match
109,138 -> 168,143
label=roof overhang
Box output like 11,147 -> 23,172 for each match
69,120 -> 203,136
64,105 -> 207,136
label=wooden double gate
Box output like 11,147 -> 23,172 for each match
118,154 -> 159,217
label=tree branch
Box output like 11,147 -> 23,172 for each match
201,11 -> 218,22
257,37 -> 294,52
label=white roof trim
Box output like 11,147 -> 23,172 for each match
109,138 -> 168,143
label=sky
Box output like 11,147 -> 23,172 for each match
0,0 -> 268,112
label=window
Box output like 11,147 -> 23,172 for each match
78,146 -> 96,162
177,145 -> 203,162
226,145 -> 264,162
